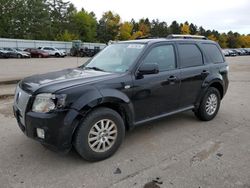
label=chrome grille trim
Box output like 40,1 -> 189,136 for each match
14,85 -> 31,125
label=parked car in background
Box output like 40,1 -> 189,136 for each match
24,48 -> 49,58
14,48 -> 31,58
227,49 -> 237,56
241,48 -> 250,55
222,49 -> 230,56
0,48 -> 10,58
245,48 -> 250,55
3,48 -> 30,58
38,47 -> 66,57
232,49 -> 244,56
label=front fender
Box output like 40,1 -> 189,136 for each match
99,88 -> 135,129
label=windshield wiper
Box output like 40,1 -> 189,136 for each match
84,66 -> 105,72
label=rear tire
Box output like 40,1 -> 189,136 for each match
194,87 -> 221,121
73,107 -> 125,162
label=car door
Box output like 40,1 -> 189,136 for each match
177,43 -> 209,107
132,43 -> 181,122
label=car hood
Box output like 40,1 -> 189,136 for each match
20,68 -> 118,94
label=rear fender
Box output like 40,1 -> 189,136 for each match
195,75 -> 224,108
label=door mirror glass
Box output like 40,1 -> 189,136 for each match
138,63 -> 159,75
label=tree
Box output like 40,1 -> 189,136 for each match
227,31 -> 241,48
138,18 -> 151,37
0,0 -> 51,39
69,10 -> 97,42
207,34 -> 218,42
198,26 -> 206,36
46,0 -> 77,39
181,23 -> 190,34
169,21 -> 181,34
55,30 -> 78,41
97,11 -> 120,43
218,33 -> 228,48
118,22 -> 133,40
150,19 -> 169,37
238,35 -> 250,48
189,23 -> 198,35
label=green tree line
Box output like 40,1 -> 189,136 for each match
1,0 -> 250,48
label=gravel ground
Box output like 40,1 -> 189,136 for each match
0,56 -> 249,188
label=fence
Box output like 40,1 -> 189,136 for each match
0,38 -> 106,54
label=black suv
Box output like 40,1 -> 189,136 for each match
13,35 -> 229,161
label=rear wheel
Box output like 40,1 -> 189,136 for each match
73,107 -> 125,161
194,87 -> 221,121
55,53 -> 60,57
17,54 -> 22,59
38,54 -> 42,58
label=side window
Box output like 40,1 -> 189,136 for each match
44,47 -> 50,50
178,44 -> 203,68
201,43 -> 224,63
143,45 -> 176,71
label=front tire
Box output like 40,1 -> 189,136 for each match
195,87 -> 221,121
73,107 -> 125,162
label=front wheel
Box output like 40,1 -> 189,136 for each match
194,87 -> 221,121
73,107 -> 125,161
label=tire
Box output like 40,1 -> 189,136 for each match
17,54 -> 22,59
55,53 -> 60,57
73,107 -> 125,162
38,54 -> 42,58
194,87 -> 221,121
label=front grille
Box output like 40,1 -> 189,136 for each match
14,85 -> 31,125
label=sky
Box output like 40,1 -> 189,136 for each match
71,0 -> 250,34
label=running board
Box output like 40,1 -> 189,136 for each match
134,105 -> 195,126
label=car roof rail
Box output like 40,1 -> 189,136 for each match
167,34 -> 208,40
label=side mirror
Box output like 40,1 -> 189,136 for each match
138,63 -> 159,75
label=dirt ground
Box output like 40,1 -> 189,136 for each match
0,56 -> 250,188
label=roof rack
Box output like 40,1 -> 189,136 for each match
167,34 -> 207,40
135,35 -> 155,40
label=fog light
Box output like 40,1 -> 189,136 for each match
36,128 -> 45,139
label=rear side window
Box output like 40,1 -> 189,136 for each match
144,45 -> 176,71
202,43 -> 224,63
178,44 -> 203,68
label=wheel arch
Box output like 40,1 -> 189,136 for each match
209,82 -> 224,99
196,79 -> 225,108
69,88 -> 134,145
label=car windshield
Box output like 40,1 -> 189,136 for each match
82,43 -> 145,73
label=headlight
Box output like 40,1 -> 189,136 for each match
32,93 -> 66,113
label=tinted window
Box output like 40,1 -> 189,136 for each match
144,45 -> 176,71
178,44 -> 203,68
202,43 -> 224,63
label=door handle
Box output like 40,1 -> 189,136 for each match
168,75 -> 177,83
201,70 -> 209,76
